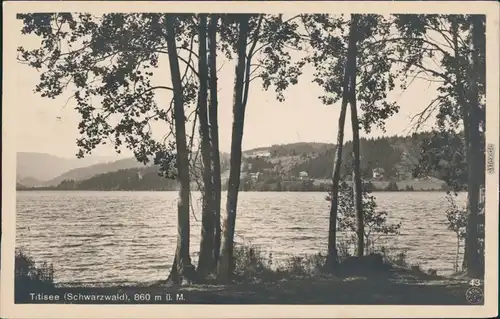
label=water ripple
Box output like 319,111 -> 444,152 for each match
16,190 -> 467,285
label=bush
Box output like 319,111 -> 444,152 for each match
232,244 -> 277,283
378,247 -> 409,268
336,236 -> 357,261
444,193 -> 467,272
231,243 -> 439,283
445,190 -> 485,274
277,253 -> 326,277
232,244 -> 328,283
15,249 -> 55,299
328,181 -> 402,255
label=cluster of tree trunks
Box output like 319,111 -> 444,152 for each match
326,14 -> 485,278
326,14 -> 363,268
166,14 -> 254,281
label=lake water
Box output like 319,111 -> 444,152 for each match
16,191 -> 466,286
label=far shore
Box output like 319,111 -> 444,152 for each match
16,179 -> 450,193
17,188 -> 450,192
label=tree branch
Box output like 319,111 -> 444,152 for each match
241,15 -> 263,107
409,94 -> 449,132
387,57 -> 451,83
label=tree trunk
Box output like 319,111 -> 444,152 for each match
347,15 -> 363,258
208,15 -> 222,269
196,14 -> 216,278
451,16 -> 483,278
217,15 -> 250,281
451,18 -> 473,276
462,241 -> 468,271
325,14 -> 359,269
165,15 -> 194,284
464,15 -> 484,278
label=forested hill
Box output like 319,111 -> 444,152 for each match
244,133 -> 432,180
288,134 -> 429,180
35,166 -> 179,191
43,157 -> 146,187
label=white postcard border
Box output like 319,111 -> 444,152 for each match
2,1 -> 498,318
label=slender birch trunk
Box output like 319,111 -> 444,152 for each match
326,15 -> 359,268
196,14 -> 216,278
218,15 -> 250,281
347,15 -> 363,257
207,14 -> 222,269
165,15 -> 194,283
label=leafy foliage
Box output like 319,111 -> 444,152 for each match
15,249 -> 55,300
302,14 -> 400,132
413,130 -> 469,191
445,192 -> 467,239
218,14 -> 307,103
17,13 -> 310,180
17,13 -> 203,178
394,14 -> 486,276
393,14 -> 486,191
444,192 -> 467,272
392,14 -> 485,131
256,15 -> 306,102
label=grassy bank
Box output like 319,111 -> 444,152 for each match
14,247 -> 477,305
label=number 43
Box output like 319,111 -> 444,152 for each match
469,279 -> 482,287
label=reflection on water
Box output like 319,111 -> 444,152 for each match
16,191 -> 466,286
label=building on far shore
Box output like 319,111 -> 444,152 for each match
299,171 -> 309,180
240,160 -> 252,172
372,167 -> 385,180
249,172 -> 261,182
243,150 -> 272,159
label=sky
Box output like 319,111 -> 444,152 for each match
13,15 -> 440,160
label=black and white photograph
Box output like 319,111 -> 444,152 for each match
1,1 -> 498,318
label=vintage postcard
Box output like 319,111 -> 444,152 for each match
1,1 -> 498,318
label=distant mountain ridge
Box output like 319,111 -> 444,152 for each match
43,157 -> 146,186
16,152 -> 131,186
49,166 -> 179,191
16,176 -> 44,188
17,151 -> 230,188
